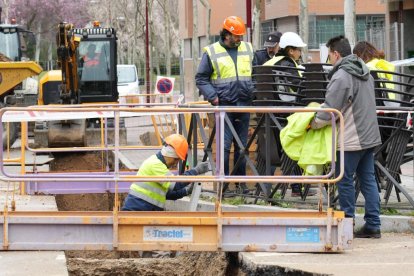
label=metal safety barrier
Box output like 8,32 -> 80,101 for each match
0,105 -> 353,252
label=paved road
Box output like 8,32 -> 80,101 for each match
240,232 -> 414,276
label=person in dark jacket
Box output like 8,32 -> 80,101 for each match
195,16 -> 253,193
252,31 -> 282,66
264,32 -> 316,197
311,35 -> 382,238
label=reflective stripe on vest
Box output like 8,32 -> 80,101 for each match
204,41 -> 253,85
130,183 -> 167,209
263,55 -> 302,77
129,155 -> 175,209
367,58 -> 396,99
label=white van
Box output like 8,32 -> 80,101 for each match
117,64 -> 139,102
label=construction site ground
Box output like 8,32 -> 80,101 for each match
1,116 -> 413,275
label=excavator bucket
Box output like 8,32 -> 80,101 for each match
0,61 -> 42,95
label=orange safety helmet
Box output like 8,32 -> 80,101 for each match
164,134 -> 189,160
222,16 -> 246,36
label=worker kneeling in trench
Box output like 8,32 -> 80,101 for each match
122,133 -> 209,211
121,134 -> 210,257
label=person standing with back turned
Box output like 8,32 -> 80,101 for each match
311,35 -> 382,238
195,16 -> 253,193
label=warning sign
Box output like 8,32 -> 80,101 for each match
154,76 -> 175,94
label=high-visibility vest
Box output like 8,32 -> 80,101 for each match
83,55 -> 100,67
263,55 -> 301,101
263,55 -> 302,77
129,154 -> 175,209
203,41 -> 253,84
366,58 -> 396,99
280,103 -> 333,176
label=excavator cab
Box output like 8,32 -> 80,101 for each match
74,27 -> 118,103
35,23 -> 125,148
1,24 -> 39,149
0,24 -> 36,62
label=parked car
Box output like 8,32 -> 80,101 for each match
117,64 -> 139,103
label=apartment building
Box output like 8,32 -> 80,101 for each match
178,0 -> 403,100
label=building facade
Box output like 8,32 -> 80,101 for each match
178,0 -> 390,100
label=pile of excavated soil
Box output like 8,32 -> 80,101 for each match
67,252 -> 240,276
52,152 -> 126,212
51,152 -> 108,171
52,152 -> 240,275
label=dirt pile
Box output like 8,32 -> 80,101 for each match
51,152 -> 109,171
68,252 -> 240,276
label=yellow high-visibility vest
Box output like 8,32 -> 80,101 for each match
263,55 -> 302,77
129,155 -> 174,209
367,58 -> 396,99
203,41 -> 253,84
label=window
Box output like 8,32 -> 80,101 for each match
0,30 -> 19,61
307,15 -> 385,49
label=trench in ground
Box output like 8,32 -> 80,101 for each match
51,152 -> 243,276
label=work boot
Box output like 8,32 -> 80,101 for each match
235,182 -> 250,195
354,224 -> 381,239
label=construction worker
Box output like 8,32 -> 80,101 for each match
263,32 -> 316,197
311,35 -> 382,238
81,43 -> 100,67
195,16 -> 253,194
264,32 -> 306,75
253,31 -> 282,66
121,134 -> 210,211
352,41 -> 396,101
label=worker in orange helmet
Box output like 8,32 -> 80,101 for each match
121,134 -> 210,211
195,16 -> 253,193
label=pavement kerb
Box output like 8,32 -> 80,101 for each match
166,197 -> 414,233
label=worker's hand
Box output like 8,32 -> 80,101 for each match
185,183 -> 194,195
210,97 -> 219,106
194,162 -> 210,174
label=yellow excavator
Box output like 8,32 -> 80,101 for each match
35,22 -> 126,147
0,23 -> 42,148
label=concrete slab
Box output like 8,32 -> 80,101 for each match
0,195 -> 58,211
0,251 -> 68,276
119,149 -> 158,169
239,233 -> 414,276
0,155 -> 68,275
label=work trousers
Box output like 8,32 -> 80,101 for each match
224,108 -> 250,176
335,148 -> 381,230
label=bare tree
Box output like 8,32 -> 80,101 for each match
252,0 -> 261,51
192,0 -> 199,100
1,0 -> 11,23
299,0 -> 309,62
344,0 -> 356,47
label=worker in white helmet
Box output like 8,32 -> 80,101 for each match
263,31 -> 306,73
264,32 -> 317,197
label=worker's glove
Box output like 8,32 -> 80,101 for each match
194,162 -> 210,174
210,97 -> 219,106
185,183 -> 194,195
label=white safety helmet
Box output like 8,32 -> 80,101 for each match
279,32 -> 307,49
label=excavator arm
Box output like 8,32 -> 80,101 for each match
56,22 -> 80,104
